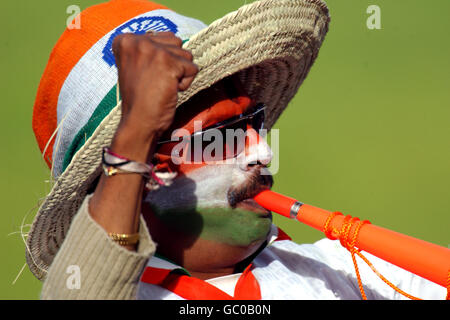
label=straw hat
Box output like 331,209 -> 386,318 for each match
28,0 -> 330,280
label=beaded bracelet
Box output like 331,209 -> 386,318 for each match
102,147 -> 164,184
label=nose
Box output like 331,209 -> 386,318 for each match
238,128 -> 273,171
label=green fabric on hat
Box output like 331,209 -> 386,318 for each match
62,85 -> 119,173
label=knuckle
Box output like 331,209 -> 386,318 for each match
188,61 -> 199,73
154,47 -> 171,62
184,49 -> 193,61
173,36 -> 183,47
136,39 -> 155,54
160,32 -> 182,46
159,31 -> 176,37
113,33 -> 134,52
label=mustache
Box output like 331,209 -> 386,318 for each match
227,165 -> 273,208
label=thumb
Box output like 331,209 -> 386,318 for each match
178,75 -> 196,92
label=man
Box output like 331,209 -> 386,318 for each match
28,0 -> 445,299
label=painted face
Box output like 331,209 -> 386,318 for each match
143,76 -> 274,247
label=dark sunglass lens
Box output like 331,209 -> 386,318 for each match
157,105 -> 266,162
252,110 -> 265,130
222,119 -> 247,159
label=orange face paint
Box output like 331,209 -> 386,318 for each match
154,77 -> 254,176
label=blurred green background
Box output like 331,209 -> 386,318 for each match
0,0 -> 448,299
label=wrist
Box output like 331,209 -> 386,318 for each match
110,124 -> 158,163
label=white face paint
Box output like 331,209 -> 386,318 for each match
144,158 -> 240,210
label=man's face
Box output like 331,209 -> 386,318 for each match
143,76 -> 274,248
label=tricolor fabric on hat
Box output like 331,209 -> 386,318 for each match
28,0 -> 330,280
32,0 -> 206,178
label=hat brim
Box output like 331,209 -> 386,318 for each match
26,0 -> 329,280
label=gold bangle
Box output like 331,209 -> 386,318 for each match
108,232 -> 140,246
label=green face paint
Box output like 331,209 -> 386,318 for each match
150,205 -> 272,247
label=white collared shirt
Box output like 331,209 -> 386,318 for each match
137,225 -> 446,300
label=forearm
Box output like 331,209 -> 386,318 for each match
88,124 -> 157,250
88,31 -> 196,249
41,31 -> 196,299
41,194 -> 156,300
42,128 -> 158,299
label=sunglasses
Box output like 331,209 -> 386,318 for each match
156,103 -> 266,162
